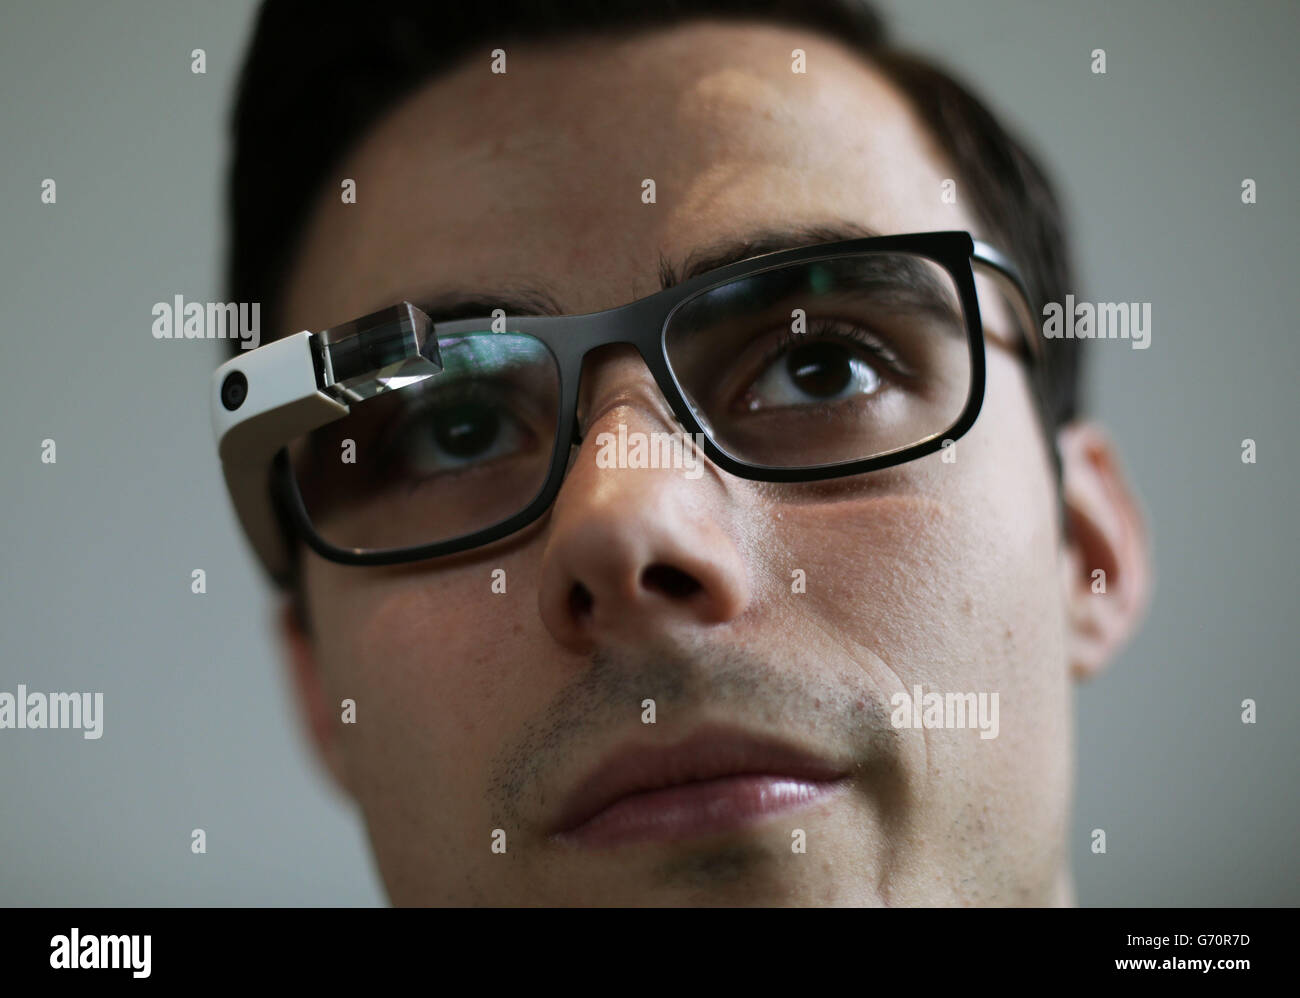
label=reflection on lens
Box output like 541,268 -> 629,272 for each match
663,252 -> 972,468
290,332 -> 560,552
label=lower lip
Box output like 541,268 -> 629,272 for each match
554,774 -> 849,848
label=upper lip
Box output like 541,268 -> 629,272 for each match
549,725 -> 851,835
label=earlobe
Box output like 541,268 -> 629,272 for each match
1057,422 -> 1152,682
277,595 -> 355,797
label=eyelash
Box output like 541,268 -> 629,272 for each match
751,317 -> 914,383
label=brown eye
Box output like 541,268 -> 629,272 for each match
433,401 -> 502,459
385,396 -> 532,477
740,333 -> 884,412
785,341 -> 855,398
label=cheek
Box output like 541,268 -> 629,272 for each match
303,553 -> 547,819
765,357 -> 1069,743
760,360 -> 1071,890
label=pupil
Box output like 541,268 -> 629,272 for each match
786,342 -> 851,397
435,402 -> 499,457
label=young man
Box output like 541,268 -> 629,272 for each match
217,0 -> 1149,904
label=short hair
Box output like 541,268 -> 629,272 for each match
226,0 -> 1081,428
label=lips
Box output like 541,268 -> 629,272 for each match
550,727 -> 851,848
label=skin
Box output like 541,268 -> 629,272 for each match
274,19 -> 1150,905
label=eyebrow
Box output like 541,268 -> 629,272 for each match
410,221 -> 886,322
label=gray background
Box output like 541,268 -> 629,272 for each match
1,0 -> 1295,906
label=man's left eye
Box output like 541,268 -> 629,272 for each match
739,336 -> 885,412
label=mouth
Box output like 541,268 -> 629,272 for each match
549,726 -> 852,849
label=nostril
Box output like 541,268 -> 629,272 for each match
640,563 -> 703,600
569,581 -> 594,620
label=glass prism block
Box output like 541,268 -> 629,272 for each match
315,301 -> 442,402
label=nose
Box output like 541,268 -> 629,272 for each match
537,366 -> 750,654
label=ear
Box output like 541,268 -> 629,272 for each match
277,595 -> 355,797
1057,421 -> 1152,682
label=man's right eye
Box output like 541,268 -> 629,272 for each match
385,397 -> 534,479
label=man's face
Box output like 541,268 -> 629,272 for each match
279,20 -> 1075,905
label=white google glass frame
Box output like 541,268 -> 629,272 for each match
211,302 -> 440,584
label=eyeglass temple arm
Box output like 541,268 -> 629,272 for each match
970,240 -> 1068,523
212,333 -> 350,584
970,240 -> 1037,364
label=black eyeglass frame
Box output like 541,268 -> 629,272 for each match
272,229 -> 1043,569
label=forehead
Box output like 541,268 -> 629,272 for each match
281,19 -> 984,332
